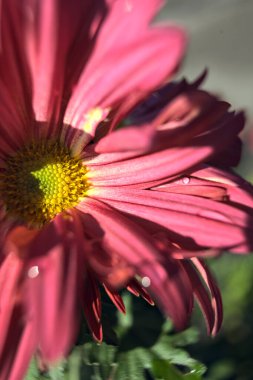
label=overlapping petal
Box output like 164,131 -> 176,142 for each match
87,187 -> 253,251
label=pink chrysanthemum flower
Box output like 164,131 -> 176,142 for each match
1,0 -> 253,378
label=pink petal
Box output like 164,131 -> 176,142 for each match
78,198 -> 161,267
83,274 -> 103,342
26,215 -> 83,362
181,259 -> 223,335
86,113 -> 244,186
191,258 -> 223,335
88,187 -> 253,251
0,320 -> 36,380
103,285 -> 126,314
127,279 -> 155,305
142,260 -> 193,331
65,26 -> 185,134
0,254 -> 24,357
25,0 -> 106,128
78,198 -> 192,329
188,165 -> 253,208
0,0 -> 34,147
95,123 -> 156,153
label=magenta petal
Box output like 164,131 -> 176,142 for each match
191,258 -> 223,335
95,123 -> 155,153
182,259 -> 223,335
103,285 -> 126,314
0,254 -> 24,356
94,0 -> 165,51
79,198 -> 160,266
0,320 -> 36,380
88,187 -> 253,251
188,164 -> 253,209
87,113 -> 244,187
65,26 -> 185,131
25,0 -> 106,126
140,259 -> 193,330
83,274 -> 103,342
78,199 -> 192,329
0,0 -> 34,149
0,254 -> 36,380
127,280 -> 155,305
26,216 -> 82,362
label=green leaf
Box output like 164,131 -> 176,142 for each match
151,359 -> 184,380
25,291 -> 206,380
25,359 -> 47,380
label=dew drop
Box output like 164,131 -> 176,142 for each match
141,276 -> 151,288
182,176 -> 190,185
28,265 -> 39,279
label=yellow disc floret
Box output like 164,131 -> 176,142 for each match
0,141 -> 88,227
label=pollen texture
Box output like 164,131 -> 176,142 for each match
0,141 -> 88,226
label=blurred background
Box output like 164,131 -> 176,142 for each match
160,1 -> 253,379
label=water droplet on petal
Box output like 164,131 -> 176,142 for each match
28,265 -> 39,279
141,276 -> 151,288
182,176 -> 190,185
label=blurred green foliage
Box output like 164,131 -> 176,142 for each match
25,293 -> 206,380
189,253 -> 253,380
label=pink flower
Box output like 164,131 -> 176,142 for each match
0,0 -> 253,379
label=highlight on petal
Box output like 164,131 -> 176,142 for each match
181,259 -> 223,336
65,23 -> 186,137
25,0 -> 107,126
87,185 -> 253,252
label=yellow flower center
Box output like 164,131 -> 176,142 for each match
0,141 -> 88,227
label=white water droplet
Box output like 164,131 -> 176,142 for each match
141,276 -> 151,288
28,265 -> 39,279
182,176 -> 190,185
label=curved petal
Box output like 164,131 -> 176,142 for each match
0,253 -> 37,380
87,187 -> 253,251
103,284 -> 126,314
181,259 -> 223,335
83,274 -> 103,342
65,25 -> 185,150
0,0 -> 34,150
24,0 -> 106,128
86,113 -> 244,186
185,165 -> 253,209
25,215 -> 83,362
78,198 -> 192,329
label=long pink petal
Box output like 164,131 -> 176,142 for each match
25,0 -> 106,131
88,188 -> 253,251
86,113 -> 244,186
181,259 -> 222,335
78,198 -> 192,329
65,27 -> 185,139
0,0 -> 34,146
187,164 -> 253,208
25,215 -> 82,362
143,260 -> 193,330
83,274 -> 103,342
0,320 -> 36,380
191,258 -> 223,335
0,254 -> 24,356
